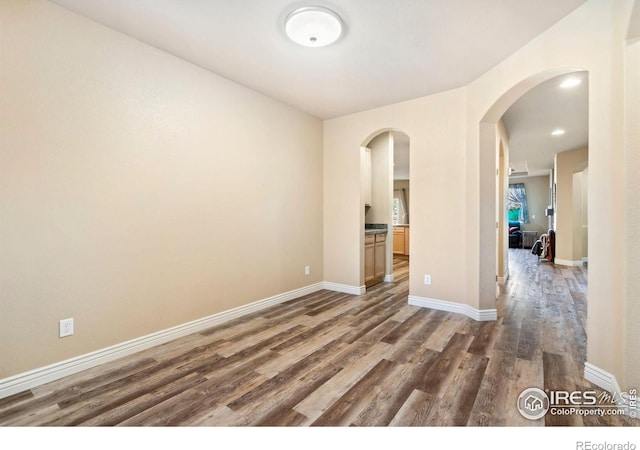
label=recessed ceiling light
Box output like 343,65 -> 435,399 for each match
285,6 -> 343,48
560,77 -> 581,88
551,129 -> 566,136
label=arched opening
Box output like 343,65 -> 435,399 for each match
360,129 -> 411,290
477,68 -> 588,312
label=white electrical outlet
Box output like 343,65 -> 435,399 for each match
424,274 -> 432,285
305,265 -> 310,275
59,318 -> 74,338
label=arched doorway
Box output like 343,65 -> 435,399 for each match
477,68 -> 588,312
360,129 -> 411,290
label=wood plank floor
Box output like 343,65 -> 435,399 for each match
0,251 -> 636,426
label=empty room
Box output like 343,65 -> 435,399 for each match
1,0 -> 639,441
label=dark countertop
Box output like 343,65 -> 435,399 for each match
365,223 -> 388,235
393,224 -> 410,227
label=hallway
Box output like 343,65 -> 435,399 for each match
0,253 -> 634,426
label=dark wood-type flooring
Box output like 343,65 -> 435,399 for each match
0,251 -> 636,426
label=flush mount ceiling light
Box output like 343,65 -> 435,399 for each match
551,129 -> 566,136
285,6 -> 343,48
560,77 -> 582,88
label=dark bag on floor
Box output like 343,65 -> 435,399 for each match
531,240 -> 542,256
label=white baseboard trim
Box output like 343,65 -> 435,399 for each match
0,281 -> 325,400
323,282 -> 365,296
585,362 -> 640,418
555,259 -> 584,267
498,267 -> 509,285
408,295 -> 497,322
383,274 -> 394,283
585,362 -> 621,394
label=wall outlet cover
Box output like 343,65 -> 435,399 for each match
59,318 -> 74,338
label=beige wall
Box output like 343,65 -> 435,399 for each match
572,169 -> 589,262
554,148 -> 588,263
496,121 -> 510,281
0,0 -> 323,379
510,175 -> 550,237
583,168 -> 589,259
572,172 -> 583,261
624,39 -> 640,392
324,88 -> 469,302
365,133 -> 393,225
325,0 -> 636,388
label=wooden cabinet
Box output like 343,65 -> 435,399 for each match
360,147 -> 372,207
365,232 -> 387,287
374,233 -> 386,279
393,229 -> 405,254
393,226 -> 410,255
364,234 -> 375,286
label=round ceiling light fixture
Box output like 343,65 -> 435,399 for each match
285,6 -> 343,48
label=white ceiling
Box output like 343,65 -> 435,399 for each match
48,0 -> 587,119
502,71 -> 588,178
